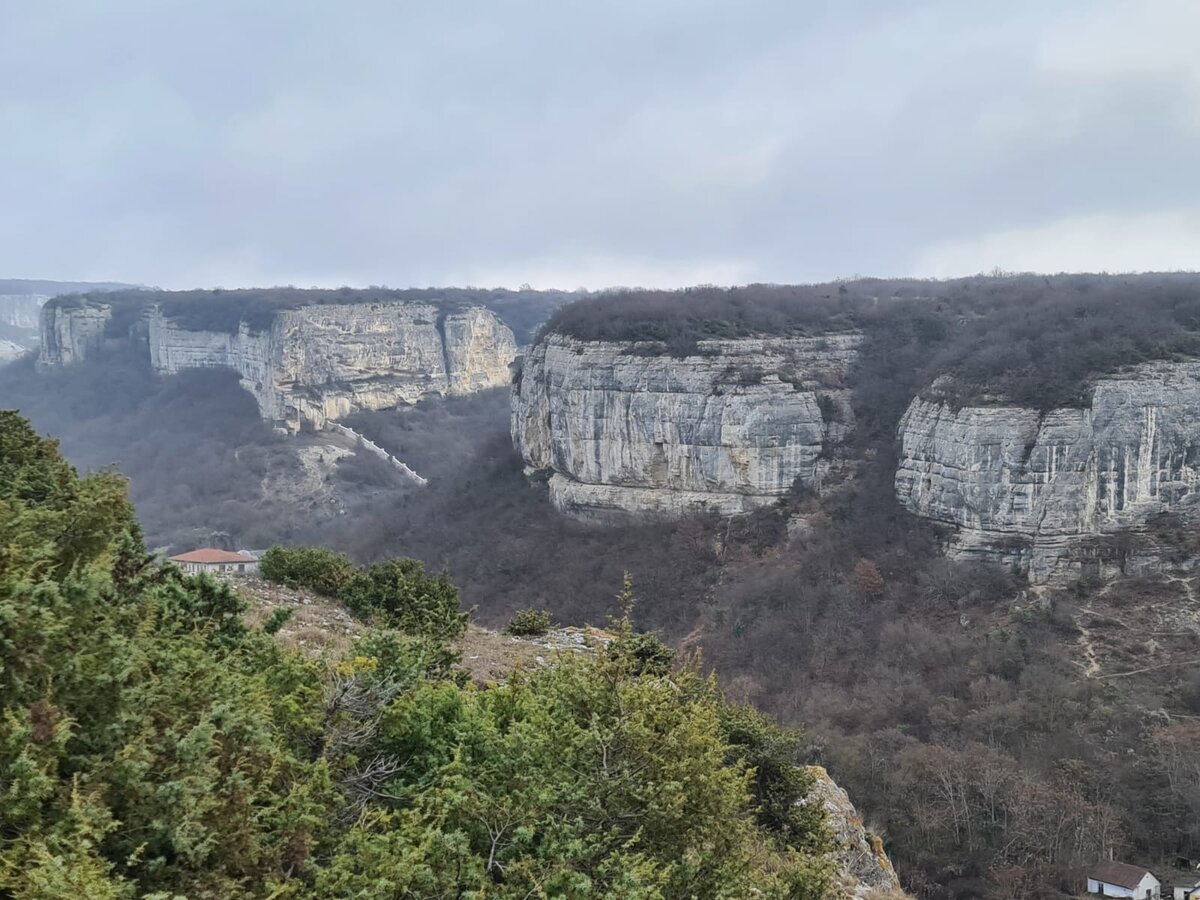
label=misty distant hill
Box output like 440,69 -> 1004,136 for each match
0,278 -> 144,350
0,278 -> 144,295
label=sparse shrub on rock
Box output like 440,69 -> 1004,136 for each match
504,608 -> 553,636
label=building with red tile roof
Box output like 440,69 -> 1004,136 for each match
169,548 -> 258,576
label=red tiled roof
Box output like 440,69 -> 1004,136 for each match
1088,861 -> 1154,889
169,548 -> 255,564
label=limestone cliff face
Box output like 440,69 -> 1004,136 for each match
147,303 -> 516,430
440,306 -> 517,394
38,302 -> 114,368
896,361 -> 1200,581
511,332 -> 860,519
804,767 -> 909,899
0,293 -> 48,330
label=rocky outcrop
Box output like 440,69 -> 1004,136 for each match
512,332 -> 860,519
37,302 -> 114,368
804,766 -> 909,899
11,282 -> 139,357
442,306 -> 520,394
145,303 -> 516,430
37,298 -> 517,430
896,361 -> 1200,582
0,293 -> 48,330
0,339 -> 28,364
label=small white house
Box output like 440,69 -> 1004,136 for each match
1174,878 -> 1200,900
169,548 -> 259,576
1087,862 -> 1160,899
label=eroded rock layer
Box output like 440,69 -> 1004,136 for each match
0,293 -> 48,330
39,300 -> 518,430
804,766 -> 909,899
38,302 -> 114,368
512,332 -> 860,519
896,361 -> 1200,581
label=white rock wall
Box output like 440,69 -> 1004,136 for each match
147,302 -> 516,430
512,332 -> 860,519
37,303 -> 114,368
0,294 -> 49,330
37,299 -> 517,431
443,306 -> 520,394
326,422 -> 428,485
896,361 -> 1200,580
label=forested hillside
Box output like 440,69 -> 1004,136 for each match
7,273 -> 1200,897
0,410 -> 842,897
544,273 -> 1200,408
0,354 -> 412,551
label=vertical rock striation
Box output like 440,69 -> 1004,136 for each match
443,306 -> 521,395
37,299 -> 518,430
512,332 -> 860,519
38,302 -> 114,368
0,293 -> 49,330
895,361 -> 1200,581
146,303 -> 517,430
803,766 -> 909,899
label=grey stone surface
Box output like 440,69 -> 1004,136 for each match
0,293 -> 48,330
38,302 -> 113,367
39,301 -> 517,430
512,331 -> 860,519
896,361 -> 1200,581
0,339 -> 28,364
803,766 -> 909,899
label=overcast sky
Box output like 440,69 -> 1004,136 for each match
2,1 -> 1198,290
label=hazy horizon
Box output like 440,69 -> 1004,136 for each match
10,268 -> 1200,297
5,1 -> 1199,290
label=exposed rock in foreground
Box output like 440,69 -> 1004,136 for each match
455,624 -> 614,684
896,361 -> 1200,582
236,575 -> 612,679
804,766 -> 910,899
512,331 -> 860,520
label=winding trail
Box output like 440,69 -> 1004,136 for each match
1072,570 -> 1200,681
1071,581 -> 1113,679
1075,622 -> 1103,678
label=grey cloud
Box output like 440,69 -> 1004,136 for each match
2,0 -> 1197,288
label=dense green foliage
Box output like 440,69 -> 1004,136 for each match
503,608 -> 552,636
339,558 -> 466,641
261,546 -> 467,642
259,545 -> 356,596
0,411 -> 833,898
0,410 -> 134,580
